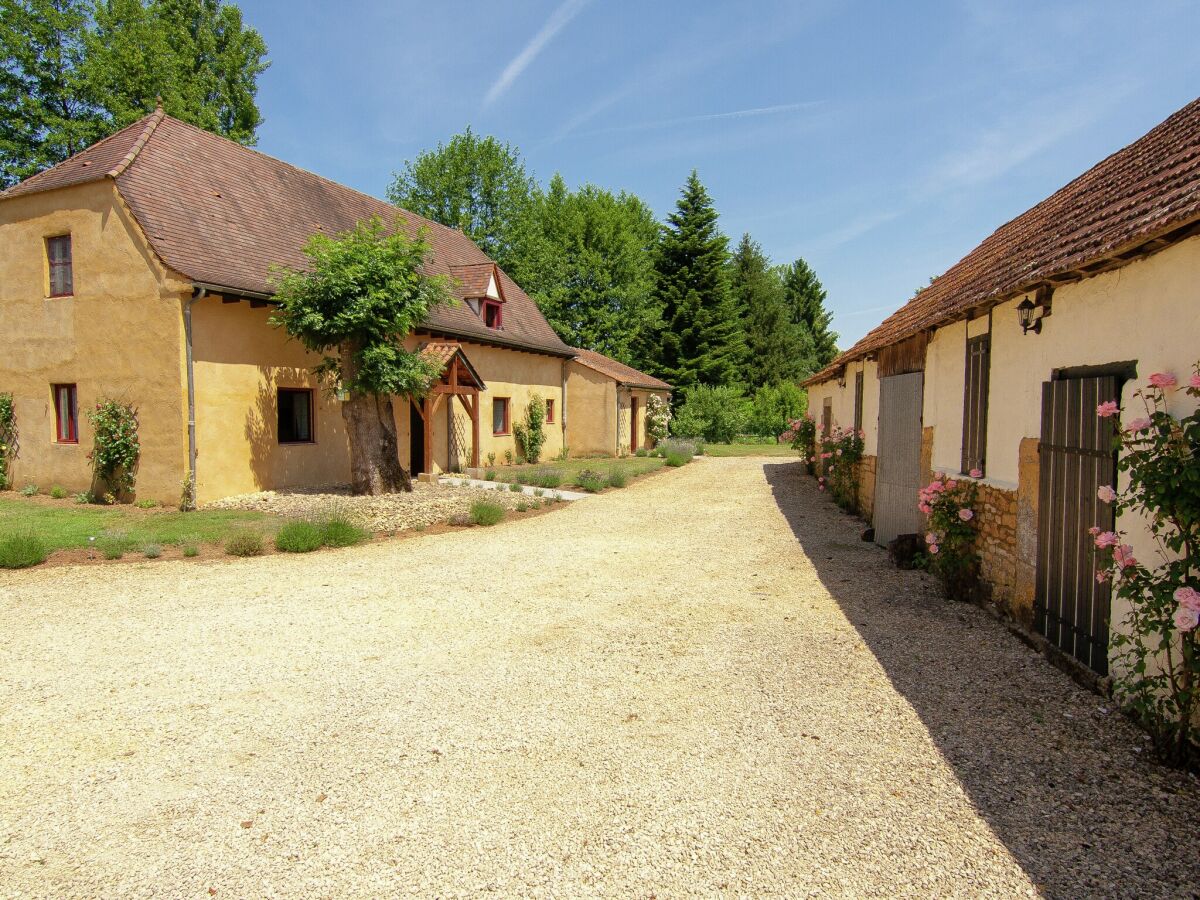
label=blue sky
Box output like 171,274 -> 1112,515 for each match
242,0 -> 1199,347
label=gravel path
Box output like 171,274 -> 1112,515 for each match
1,457 -> 1197,898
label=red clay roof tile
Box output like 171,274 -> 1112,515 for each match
570,347 -> 671,391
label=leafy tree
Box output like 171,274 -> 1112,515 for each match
651,171 -> 744,395
670,384 -> 748,443
0,0 -> 268,189
730,233 -> 811,388
0,0 -> 104,187
270,217 -> 453,495
387,128 -> 537,277
747,382 -> 806,438
779,257 -> 839,368
522,174 -> 659,365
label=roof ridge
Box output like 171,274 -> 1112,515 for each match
106,107 -> 165,179
0,113 -> 155,198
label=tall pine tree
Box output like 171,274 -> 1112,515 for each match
731,234 -> 810,389
779,257 -> 838,368
651,171 -> 744,395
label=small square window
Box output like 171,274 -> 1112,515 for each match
545,398 -> 555,423
47,235 -> 73,297
278,388 -> 314,443
484,300 -> 503,330
53,384 -> 78,443
492,397 -> 510,435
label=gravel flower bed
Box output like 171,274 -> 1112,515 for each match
205,481 -> 537,532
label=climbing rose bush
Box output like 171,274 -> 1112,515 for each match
781,413 -> 817,473
818,425 -> 865,512
0,392 -> 15,490
87,399 -> 140,498
645,394 -> 671,443
918,472 -> 981,599
1091,363 -> 1199,766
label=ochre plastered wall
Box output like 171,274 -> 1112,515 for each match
617,387 -> 668,455
805,358 -> 879,454
0,181 -> 189,502
565,364 -> 617,456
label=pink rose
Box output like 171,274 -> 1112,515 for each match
1097,485 -> 1117,503
1125,417 -> 1152,432
820,452 -> 833,459
818,484 -> 825,491
1174,587 -> 1200,611
946,479 -> 958,490
1148,372 -> 1177,389
1088,526 -> 1101,536
1094,531 -> 1120,549
929,544 -> 939,554
1095,570 -> 1109,584
958,508 -> 974,521
925,532 -> 937,544
918,502 -> 932,515
1113,544 -> 1137,569
1173,606 -> 1199,632
1191,373 -> 1200,389
1095,401 -> 1119,418
969,468 -> 983,479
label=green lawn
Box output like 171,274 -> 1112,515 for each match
704,442 -> 796,457
0,496 -> 276,552
487,455 -> 666,488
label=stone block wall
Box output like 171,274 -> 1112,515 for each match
856,455 -> 877,521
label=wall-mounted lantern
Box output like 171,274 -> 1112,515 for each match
1017,285 -> 1053,335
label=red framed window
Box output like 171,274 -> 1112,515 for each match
53,384 -> 78,443
278,388 -> 314,443
483,300 -> 503,330
492,397 -> 510,435
47,235 -> 73,297
545,398 -> 555,423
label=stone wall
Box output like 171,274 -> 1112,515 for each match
856,454 -> 877,521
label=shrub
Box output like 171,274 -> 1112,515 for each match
225,531 -> 264,557
917,474 -> 980,599
817,426 -> 865,513
486,452 -> 496,466
575,469 -> 605,493
20,483 -> 38,496
321,516 -> 369,548
275,519 -> 324,553
96,532 -> 135,560
469,500 -> 505,526
50,485 -> 67,499
533,468 -> 563,489
748,382 -> 806,438
556,445 -> 570,461
142,544 -> 162,559
0,392 -> 15,491
664,451 -> 690,467
781,413 -> 818,471
516,501 -> 529,512
659,438 -> 698,461
182,544 -> 200,558
88,399 -> 140,497
484,469 -> 497,481
179,472 -> 197,512
509,481 -> 523,493
513,393 -> 547,465
134,498 -> 158,509
634,448 -> 648,457
0,531 -> 47,569
74,491 -> 92,504
671,385 -> 748,443
606,469 -> 628,489
503,450 -> 514,466
645,394 -> 672,443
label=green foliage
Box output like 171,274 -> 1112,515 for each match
319,516 -> 368,547
503,449 -> 514,466
533,468 -> 562,489
522,175 -> 660,364
605,468 -> 628,489
179,470 -> 196,511
651,171 -> 744,394
74,491 -> 92,504
512,393 -> 547,465
134,497 -> 157,508
575,469 -> 604,493
671,384 -> 748,443
485,452 -> 496,467
664,451 -> 690,467
1,0 -> 269,189
271,216 -> 451,397
509,481 -> 523,493
0,531 -> 47,568
0,392 -> 16,489
96,530 -> 134,559
484,469 -> 497,482
182,543 -> 199,557
1093,368 -> 1200,766
731,234 -> 811,388
224,529 -> 263,556
469,500 -> 505,526
21,483 -> 38,496
781,412 -> 818,470
275,519 -> 323,553
747,382 -> 806,438
141,542 -> 161,558
778,258 -> 838,371
50,485 -> 67,499
634,448 -> 648,458
644,393 -> 671,443
387,128 -> 536,275
917,473 -> 980,597
816,426 -> 865,513
87,398 -> 139,496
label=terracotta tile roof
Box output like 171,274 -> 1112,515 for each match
449,262 -> 498,299
569,347 -> 672,391
2,114 -> 572,358
805,96 -> 1200,386
418,341 -> 485,389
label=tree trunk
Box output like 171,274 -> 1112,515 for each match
342,391 -> 412,494
339,341 -> 411,494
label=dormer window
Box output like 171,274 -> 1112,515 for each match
484,299 -> 503,330
450,262 -> 507,332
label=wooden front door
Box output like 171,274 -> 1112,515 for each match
1034,375 -> 1118,675
630,396 -> 639,452
409,401 -> 425,475
873,372 -> 924,546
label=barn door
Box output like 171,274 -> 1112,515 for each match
1034,375 -> 1118,675
874,372 -> 924,546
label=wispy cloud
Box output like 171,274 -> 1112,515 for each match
484,0 -> 590,107
564,101 -> 825,141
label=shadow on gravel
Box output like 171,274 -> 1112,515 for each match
763,459 -> 1200,899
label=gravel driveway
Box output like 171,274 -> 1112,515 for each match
1,457 -> 1197,898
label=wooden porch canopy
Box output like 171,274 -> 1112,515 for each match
412,342 -> 487,469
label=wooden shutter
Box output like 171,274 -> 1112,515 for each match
853,371 -> 864,432
961,334 -> 990,475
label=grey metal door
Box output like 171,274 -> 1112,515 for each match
874,372 -> 924,545
1034,376 -> 1117,675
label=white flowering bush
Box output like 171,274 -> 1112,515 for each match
645,394 -> 671,444
1090,365 -> 1199,766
